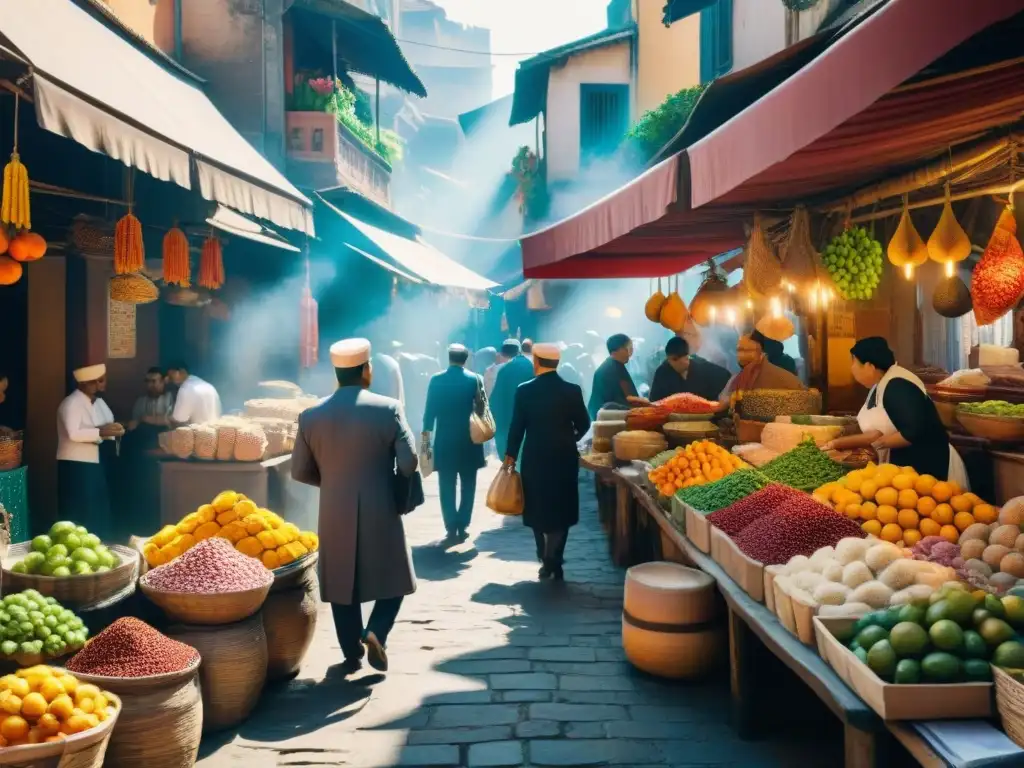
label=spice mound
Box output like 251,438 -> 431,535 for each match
677,469 -> 769,514
759,437 -> 846,492
734,497 -> 864,566
142,537 -> 273,594
67,617 -> 199,678
706,483 -> 804,537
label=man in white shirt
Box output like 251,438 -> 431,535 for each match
57,364 -> 124,540
167,362 -> 222,426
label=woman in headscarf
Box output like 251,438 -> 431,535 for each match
823,337 -> 968,484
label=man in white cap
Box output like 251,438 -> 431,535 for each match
422,343 -> 487,541
291,338 -> 418,673
505,343 -> 590,581
57,364 -> 125,539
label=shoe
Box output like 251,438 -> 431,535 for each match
538,565 -> 553,580
457,529 -> 469,541
339,656 -> 363,674
552,568 -> 564,582
363,631 -> 388,672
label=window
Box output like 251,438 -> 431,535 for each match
579,84 -> 630,162
700,0 -> 733,83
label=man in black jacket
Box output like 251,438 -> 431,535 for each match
505,343 -> 591,581
649,336 -> 731,403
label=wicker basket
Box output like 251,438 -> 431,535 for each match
0,432 -> 23,471
271,550 -> 318,593
264,568 -> 318,682
139,580 -> 272,625
995,666 -> 1024,748
2,544 -> 140,608
110,273 -> 159,304
956,411 -> 1024,443
0,690 -> 121,768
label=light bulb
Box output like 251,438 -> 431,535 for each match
710,305 -> 717,322
770,297 -> 782,318
725,308 -> 736,326
746,299 -> 754,311
945,261 -> 955,278
904,264 -> 913,280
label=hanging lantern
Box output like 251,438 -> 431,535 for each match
887,195 -> 928,280
162,226 -> 190,286
1,94 -> 30,231
199,234 -> 224,290
299,256 -> 318,369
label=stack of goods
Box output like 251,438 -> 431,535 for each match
776,539 -> 951,619
833,581 -> 1024,684
758,438 -> 846,492
653,393 -> 718,414
815,464 -> 996,548
142,490 -> 319,570
67,618 -> 203,768
0,666 -> 118,747
735,389 -> 822,422
613,431 -> 667,462
0,591 -> 88,662
163,416 -> 271,462
625,406 -> 670,432
734,421 -> 845,468
243,394 -> 320,422
9,522 -> 120,578
675,469 -> 768,514
646,441 -> 747,495
591,415 -> 628,454
951,509 -> 1024,594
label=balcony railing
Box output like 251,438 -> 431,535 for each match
286,111 -> 392,208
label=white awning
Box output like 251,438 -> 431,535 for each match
204,205 -> 301,253
0,0 -> 313,235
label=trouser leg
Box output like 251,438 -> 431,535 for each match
331,602 -> 365,660
438,470 -> 457,534
457,468 -> 477,532
532,528 -> 545,562
366,596 -> 404,646
545,529 -> 569,569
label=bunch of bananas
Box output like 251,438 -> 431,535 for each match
1,152 -> 30,230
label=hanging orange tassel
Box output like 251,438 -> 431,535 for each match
199,235 -> 224,290
114,212 -> 144,274
299,255 -> 318,368
162,226 -> 191,286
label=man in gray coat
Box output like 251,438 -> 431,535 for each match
292,338 -> 418,673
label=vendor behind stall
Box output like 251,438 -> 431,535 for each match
167,362 -> 221,426
718,332 -> 804,407
587,334 -> 638,418
650,337 -> 731,403
823,337 -> 968,485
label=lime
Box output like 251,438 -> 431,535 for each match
51,566 -> 71,578
75,526 -> 88,537
963,630 -> 989,660
964,659 -> 993,682
894,659 -> 921,684
1002,595 -> 1024,627
973,608 -> 992,627
929,620 -> 965,653
47,544 -> 68,560
926,600 -> 951,626
985,594 -> 1007,619
96,550 -> 116,569
81,533 -> 101,549
61,533 -> 83,552
890,622 -> 929,658
856,625 -> 889,652
853,615 -> 879,635
95,565 -> 111,574
993,641 -> 1024,669
11,562 -> 26,574
945,591 -> 977,625
853,646 -> 869,664
31,535 -> 52,554
980,618 -> 1016,648
71,561 -> 93,576
22,552 -> 45,573
70,548 -> 99,567
867,639 -> 897,679
48,521 -> 77,539
921,652 -> 962,683
897,605 -> 926,625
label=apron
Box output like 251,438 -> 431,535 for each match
857,365 -> 969,489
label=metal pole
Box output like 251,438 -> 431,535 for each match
331,19 -> 338,83
375,78 -> 381,144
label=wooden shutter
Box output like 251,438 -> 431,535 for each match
700,0 -> 733,83
579,84 -> 630,160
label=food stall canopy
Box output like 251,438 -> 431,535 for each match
0,0 -> 314,235
316,195 -> 498,292
204,206 -> 301,254
519,0 -> 1024,279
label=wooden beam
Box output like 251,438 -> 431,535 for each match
850,180 -> 1024,224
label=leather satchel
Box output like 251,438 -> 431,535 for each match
394,467 -> 425,516
469,377 -> 496,444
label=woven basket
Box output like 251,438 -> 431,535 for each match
2,544 -> 140,608
109,273 -> 158,305
271,550 -> 318,593
69,219 -> 115,255
0,432 -> 23,471
71,660 -> 202,768
995,666 -> 1024,748
0,690 -> 121,768
166,613 -> 267,733
956,411 -> 1024,443
138,580 -> 272,626
264,568 -> 318,681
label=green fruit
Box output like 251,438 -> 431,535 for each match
95,565 -> 111,574
96,550 -> 116,569
1002,595 -> 1024,627
81,533 -> 101,549
926,600 -> 951,626
890,622 -> 930,658
963,631 -> 989,660
979,618 -> 1016,648
38,561 -> 58,577
897,605 -> 926,625
867,640 -> 897,679
985,594 -> 1007,619
964,659 -> 993,682
62,533 -> 83,552
894,659 -> 921,684
929,620 -> 965,653
853,646 -> 869,664
23,552 -> 45,573
993,641 -> 1024,669
71,548 -> 99,567
75,526 -> 88,537
51,566 -> 71,578
921,652 -> 962,683
944,591 -> 977,625
852,615 -> 877,636
31,535 -> 52,554
973,608 -> 992,627
856,625 -> 890,652
71,561 -> 93,576
47,544 -> 68,560
11,562 -> 27,574
48,521 -> 77,539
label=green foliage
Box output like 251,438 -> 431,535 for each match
510,146 -> 548,222
626,85 -> 705,160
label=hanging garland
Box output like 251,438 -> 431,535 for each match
114,170 -> 144,275
198,232 -> 224,290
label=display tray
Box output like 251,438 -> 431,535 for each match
763,565 -> 783,615
813,615 -> 994,721
684,503 -> 712,554
710,527 -> 764,602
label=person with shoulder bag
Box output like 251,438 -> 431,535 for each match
422,344 -> 487,541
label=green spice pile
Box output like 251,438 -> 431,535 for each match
676,469 -> 769,514
759,437 -> 846,492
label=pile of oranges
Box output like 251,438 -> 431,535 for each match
813,463 -> 998,547
648,441 -> 748,497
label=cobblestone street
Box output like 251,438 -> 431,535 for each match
198,465 -> 839,767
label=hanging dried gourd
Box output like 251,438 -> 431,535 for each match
932,273 -> 972,319
742,214 -> 783,299
689,260 -> 729,326
887,196 -> 928,279
199,234 -> 225,290
755,314 -> 795,342
8,232 -> 46,262
927,185 -> 972,264
659,275 -> 688,332
780,207 -> 822,289
1,94 -> 30,231
971,207 -> 1024,326
162,226 -> 190,286
644,278 -> 667,323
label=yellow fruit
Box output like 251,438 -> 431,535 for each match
38,677 -> 64,703
881,523 -> 903,543
917,497 -> 937,518
142,542 -> 159,561
953,511 -> 975,532
261,550 -> 280,569
897,489 -> 919,510
876,487 -> 899,507
36,713 -> 59,735
177,533 -> 196,551
2,678 -> 28,698
20,692 -> 47,719
159,542 -> 180,561
64,714 -> 94,734
46,695 -> 73,721
974,504 -> 999,524
897,509 -> 919,530
216,509 -> 239,526
176,514 -> 200,534
903,529 -> 923,547
299,533 -> 318,551
194,522 -> 220,541
860,480 -> 879,502
244,516 -> 270,535
860,502 -> 877,521
257,531 -> 277,550
220,523 -> 247,543
845,474 -> 864,494
932,503 -> 954,525
0,692 -> 21,715
76,697 -> 94,715
287,541 -> 308,559
914,475 -> 937,497
197,505 -> 217,523
950,494 -> 974,514
236,536 -> 263,557
877,505 -> 899,525
844,503 -> 862,519
276,545 -> 296,566
1,715 -> 28,741
56,677 -> 77,698
816,483 -> 838,502
813,493 -> 830,506
939,524 -> 960,543
272,529 -> 290,547
862,520 -> 882,537
151,525 -> 177,547
931,482 -> 954,503
212,491 -> 239,512
919,518 -> 941,537
234,499 -> 257,518
892,474 -> 914,492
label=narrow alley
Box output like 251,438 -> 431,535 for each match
197,466 -> 838,768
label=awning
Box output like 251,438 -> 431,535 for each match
0,0 -> 314,235
459,95 -> 514,136
662,0 -> 716,26
520,0 -> 1024,279
204,206 -> 300,253
316,195 -> 497,291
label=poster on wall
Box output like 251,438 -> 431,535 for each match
108,297 -> 137,359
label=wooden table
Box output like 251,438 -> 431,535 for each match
595,467 -> 1023,768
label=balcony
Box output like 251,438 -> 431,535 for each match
286,111 -> 392,209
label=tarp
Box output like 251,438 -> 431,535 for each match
0,0 -> 314,234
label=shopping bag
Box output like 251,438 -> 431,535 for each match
469,377 -> 496,444
486,464 -> 524,516
419,439 -> 434,479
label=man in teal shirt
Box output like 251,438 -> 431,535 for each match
491,339 -> 533,465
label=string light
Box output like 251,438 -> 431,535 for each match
770,297 -> 782,318
710,305 -> 717,323
746,298 -> 754,311
903,264 -> 913,280
945,261 -> 955,278
725,307 -> 736,326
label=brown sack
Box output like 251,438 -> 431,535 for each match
486,465 -> 524,516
